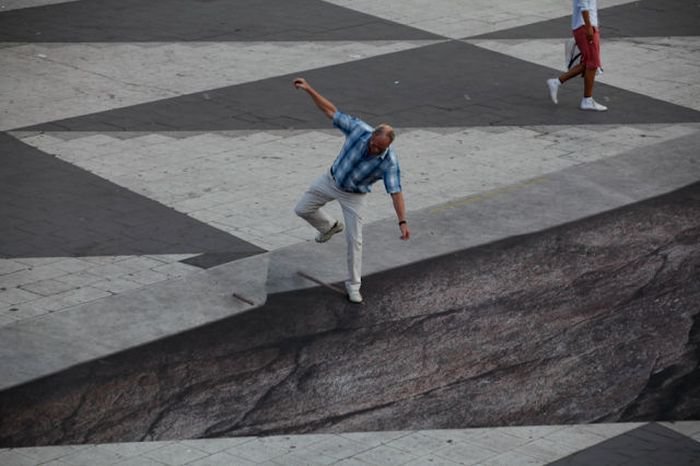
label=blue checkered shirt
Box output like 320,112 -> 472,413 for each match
330,111 -> 402,194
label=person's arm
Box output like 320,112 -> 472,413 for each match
293,77 -> 337,119
391,192 -> 410,240
582,10 -> 594,42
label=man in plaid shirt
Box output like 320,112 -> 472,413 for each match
293,77 -> 410,303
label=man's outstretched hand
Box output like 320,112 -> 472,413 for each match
293,77 -> 310,91
292,77 -> 337,119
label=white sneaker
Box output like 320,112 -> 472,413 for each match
345,282 -> 363,303
546,78 -> 560,104
580,97 -> 608,112
315,220 -> 343,243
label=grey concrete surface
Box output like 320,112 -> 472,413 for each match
1,0 -> 699,463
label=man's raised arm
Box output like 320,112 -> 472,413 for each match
293,77 -> 337,119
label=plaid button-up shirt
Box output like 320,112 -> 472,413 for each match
330,111 -> 402,194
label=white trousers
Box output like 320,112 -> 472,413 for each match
294,171 -> 367,292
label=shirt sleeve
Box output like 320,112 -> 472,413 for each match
332,111 -> 361,136
576,0 -> 593,11
383,154 -> 402,194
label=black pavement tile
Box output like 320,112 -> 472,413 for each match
0,0 -> 440,42
547,423 -> 700,466
473,0 -> 700,39
21,40 -> 700,133
0,133 -> 265,259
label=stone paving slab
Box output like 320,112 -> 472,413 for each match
468,37 -> 700,112
1,0 -> 699,463
325,0 -> 638,40
19,39 -> 700,133
3,122 -> 694,329
0,0 -> 440,42
0,41 -> 441,131
474,0 -> 700,39
1,129 -> 698,390
0,422 -> 698,466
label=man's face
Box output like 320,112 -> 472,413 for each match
368,133 -> 391,155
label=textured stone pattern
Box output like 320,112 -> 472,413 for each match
1,183 -> 698,447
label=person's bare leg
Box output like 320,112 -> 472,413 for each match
583,66 -> 595,97
548,63 -> 584,104
580,66 -> 607,111
558,63 -> 585,84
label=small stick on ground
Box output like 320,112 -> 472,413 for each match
297,271 -> 346,296
231,293 -> 255,306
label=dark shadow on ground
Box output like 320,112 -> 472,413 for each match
1,182 -> 699,447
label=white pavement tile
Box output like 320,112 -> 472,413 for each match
114,457 -> 169,466
659,421 -> 700,438
99,441 -> 174,459
0,302 -> 52,321
0,287 -> 43,305
478,425 -> 567,442
91,277 -> 145,294
0,445 -> 91,465
575,422 -> 644,439
13,132 -> 65,149
268,449 -> 339,466
256,434 -> 330,450
509,437 -> 585,463
330,459 -> 375,466
54,270 -> 104,288
52,257 -> 102,274
351,444 -> 422,466
0,259 -> 28,276
477,450 -> 546,466
111,256 -> 173,272
86,262 -> 143,280
0,449 -> 41,466
537,426 -> 610,451
27,286 -> 111,312
384,431 -> 453,456
463,430 -> 532,452
403,456 -> 465,466
41,445 -> 124,466
339,431 -> 411,448
187,451 -> 256,466
0,265 -> 69,288
142,443 -> 210,465
19,278 -> 79,296
219,440 -> 289,463
0,310 -> 20,326
301,436 -> 374,461
433,441 -> 501,465
180,438 -> 255,455
124,269 -> 170,286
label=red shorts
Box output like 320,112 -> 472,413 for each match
573,25 -> 601,69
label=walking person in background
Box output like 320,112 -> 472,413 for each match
547,0 -> 608,111
292,77 -> 410,304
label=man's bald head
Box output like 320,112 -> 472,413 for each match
373,124 -> 396,143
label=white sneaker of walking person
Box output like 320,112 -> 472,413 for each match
546,78 -> 560,104
345,281 -> 362,303
315,220 -> 343,243
580,97 -> 608,111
